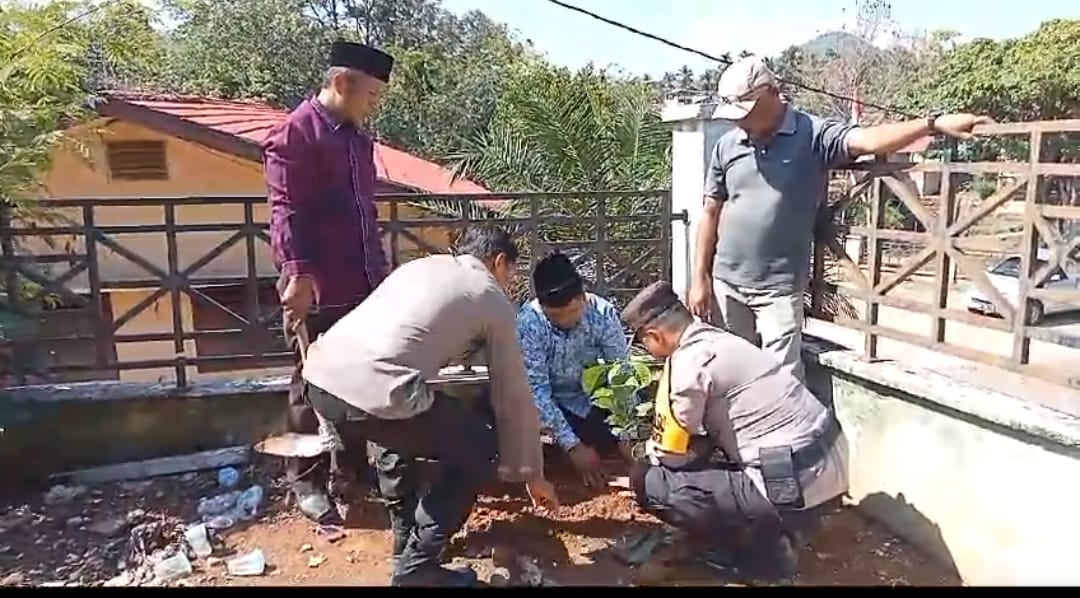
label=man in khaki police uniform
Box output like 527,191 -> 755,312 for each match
622,281 -> 849,581
299,227 -> 558,586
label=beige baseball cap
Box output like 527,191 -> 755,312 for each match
711,55 -> 779,121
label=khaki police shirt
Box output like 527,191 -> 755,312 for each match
646,321 -> 849,508
302,254 -> 544,482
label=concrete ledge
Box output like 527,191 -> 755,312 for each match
803,333 -> 1080,586
803,335 -> 1080,454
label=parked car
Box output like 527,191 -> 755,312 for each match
966,252 -> 1080,325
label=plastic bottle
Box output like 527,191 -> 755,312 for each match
217,467 -> 240,489
226,549 -> 266,577
184,523 -> 213,558
197,490 -> 241,518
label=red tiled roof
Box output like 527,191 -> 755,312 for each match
100,92 -> 491,197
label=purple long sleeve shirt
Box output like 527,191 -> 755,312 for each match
262,98 -> 388,310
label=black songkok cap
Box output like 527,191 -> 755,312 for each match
329,41 -> 394,83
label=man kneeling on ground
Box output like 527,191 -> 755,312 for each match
622,281 -> 849,581
300,226 -> 559,587
517,253 -> 636,487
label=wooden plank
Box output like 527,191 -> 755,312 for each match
973,119 -> 1080,134
52,446 -> 250,484
1039,205 -> 1080,220
1012,130 -> 1042,364
932,162 -> 956,343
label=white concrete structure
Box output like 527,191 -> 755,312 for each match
660,100 -> 733,297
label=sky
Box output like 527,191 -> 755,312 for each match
441,0 -> 1075,76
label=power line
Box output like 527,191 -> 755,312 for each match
544,0 -> 918,119
3,0 -> 128,65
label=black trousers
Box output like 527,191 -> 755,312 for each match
283,303 -> 373,491
307,382 -> 497,579
632,462 -> 784,549
563,405 -> 621,456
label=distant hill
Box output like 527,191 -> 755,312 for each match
800,30 -> 877,57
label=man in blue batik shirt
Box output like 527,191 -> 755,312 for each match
517,253 -> 634,487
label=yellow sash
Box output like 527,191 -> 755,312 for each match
650,358 -> 691,454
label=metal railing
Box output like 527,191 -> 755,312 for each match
0,190 -> 680,388
812,119 -> 1080,389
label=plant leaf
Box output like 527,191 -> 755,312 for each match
582,363 -> 609,396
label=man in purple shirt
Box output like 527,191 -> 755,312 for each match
262,40 -> 394,523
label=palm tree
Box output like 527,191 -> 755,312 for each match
435,64 -> 671,305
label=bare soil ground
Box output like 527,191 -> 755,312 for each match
0,460 -> 961,587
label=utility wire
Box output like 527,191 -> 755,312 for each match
3,0 -> 128,65
544,0 -> 919,119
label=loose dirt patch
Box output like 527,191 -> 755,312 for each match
0,462 -> 961,587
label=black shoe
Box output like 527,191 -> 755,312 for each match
390,564 -> 478,587
737,534 -> 798,584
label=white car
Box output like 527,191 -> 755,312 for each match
966,253 -> 1080,325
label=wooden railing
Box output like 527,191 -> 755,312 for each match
811,119 -> 1080,389
0,190 -> 681,388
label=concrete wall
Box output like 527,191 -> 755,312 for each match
803,334 -> 1080,586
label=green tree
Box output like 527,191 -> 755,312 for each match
371,10 -> 532,161
1,0 -> 163,415
903,19 -> 1080,123
160,0 -> 332,108
449,62 -> 670,192
445,62 -> 672,303
1,0 -> 162,213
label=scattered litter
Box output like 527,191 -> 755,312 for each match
184,523 -> 213,558
45,485 -> 86,505
196,485 -> 263,530
197,491 -> 241,518
307,554 -> 327,568
226,549 -> 266,577
206,515 -> 236,530
236,485 -> 264,520
298,493 -> 332,522
65,516 -> 87,528
217,467 -> 240,489
1,572 -> 25,587
153,552 -> 192,583
315,524 -> 345,543
299,543 -> 314,553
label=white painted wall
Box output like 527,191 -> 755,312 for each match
662,101 -> 734,298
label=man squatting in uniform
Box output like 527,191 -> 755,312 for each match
623,281 -> 850,581
299,226 -> 560,587
263,41 -> 397,523
688,55 -> 992,382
